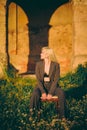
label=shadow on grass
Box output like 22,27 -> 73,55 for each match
65,83 -> 87,100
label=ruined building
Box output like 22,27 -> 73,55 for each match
0,0 -> 87,78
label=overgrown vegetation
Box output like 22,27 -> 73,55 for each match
0,64 -> 87,130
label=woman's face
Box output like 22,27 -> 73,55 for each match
40,49 -> 49,60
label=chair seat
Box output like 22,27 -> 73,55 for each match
41,96 -> 58,102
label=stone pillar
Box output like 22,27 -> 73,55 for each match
0,0 -> 8,78
72,0 -> 87,69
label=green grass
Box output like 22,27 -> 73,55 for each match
0,63 -> 87,130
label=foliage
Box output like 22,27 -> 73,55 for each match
59,63 -> 87,89
0,64 -> 87,130
59,63 -> 87,99
67,95 -> 87,130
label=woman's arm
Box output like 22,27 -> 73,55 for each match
49,63 -> 60,95
35,62 -> 46,94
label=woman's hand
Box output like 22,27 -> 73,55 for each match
41,93 -> 47,100
47,94 -> 52,100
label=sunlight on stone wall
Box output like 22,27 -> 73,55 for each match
8,3 -> 29,73
49,3 -> 73,74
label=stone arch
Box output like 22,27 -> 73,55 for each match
6,0 -> 70,74
48,2 -> 73,74
7,2 -> 29,73
6,0 -> 30,74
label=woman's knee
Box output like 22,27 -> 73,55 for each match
55,87 -> 63,94
55,87 -> 65,98
32,87 -> 41,97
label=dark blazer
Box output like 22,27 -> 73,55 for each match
35,60 -> 60,95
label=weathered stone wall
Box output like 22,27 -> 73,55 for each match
8,3 -> 29,73
49,2 -> 73,74
7,2 -> 73,75
0,0 -> 87,78
0,0 -> 8,78
72,0 -> 87,69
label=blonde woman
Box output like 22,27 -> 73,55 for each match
30,46 -> 66,119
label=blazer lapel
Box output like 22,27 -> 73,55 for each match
40,60 -> 44,79
49,62 -> 54,78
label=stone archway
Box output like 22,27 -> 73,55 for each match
49,2 -> 73,74
8,2 -> 29,74
6,0 -> 71,75
0,0 -> 87,77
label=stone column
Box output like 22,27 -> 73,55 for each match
0,0 -> 8,78
72,0 -> 87,69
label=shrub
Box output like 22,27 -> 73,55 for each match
59,63 -> 87,89
0,63 -> 87,129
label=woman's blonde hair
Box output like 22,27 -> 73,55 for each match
41,46 -> 57,62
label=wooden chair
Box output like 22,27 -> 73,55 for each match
41,96 -> 59,111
